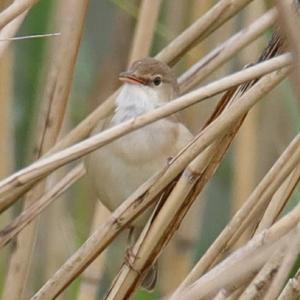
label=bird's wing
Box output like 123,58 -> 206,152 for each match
90,113 -> 113,135
175,123 -> 194,151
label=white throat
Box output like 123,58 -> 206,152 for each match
112,83 -> 164,124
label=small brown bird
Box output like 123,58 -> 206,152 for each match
86,57 -> 193,290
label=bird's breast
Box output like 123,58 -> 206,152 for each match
85,87 -> 185,227
86,118 -> 179,221
109,119 -> 178,163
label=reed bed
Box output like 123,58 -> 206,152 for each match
0,0 -> 299,300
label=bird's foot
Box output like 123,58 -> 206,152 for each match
124,247 -> 141,275
167,156 -> 174,165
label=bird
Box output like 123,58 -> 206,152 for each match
85,57 -> 193,290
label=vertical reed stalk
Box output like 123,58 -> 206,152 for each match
128,0 -> 162,64
2,1 -> 89,299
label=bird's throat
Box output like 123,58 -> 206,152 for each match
112,84 -> 163,124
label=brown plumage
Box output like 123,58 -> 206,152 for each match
120,57 -> 179,94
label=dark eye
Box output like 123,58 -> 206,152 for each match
153,76 -> 162,86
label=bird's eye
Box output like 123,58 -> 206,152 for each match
153,76 -> 162,86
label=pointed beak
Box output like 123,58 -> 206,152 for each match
119,71 -> 146,85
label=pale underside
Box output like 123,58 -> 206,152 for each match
86,84 -> 193,229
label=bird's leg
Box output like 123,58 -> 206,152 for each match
124,227 -> 141,273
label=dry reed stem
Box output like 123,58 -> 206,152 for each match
0,0 -> 37,30
173,131 -> 300,294
0,0 -> 91,210
0,3 -> 15,294
231,111 -> 258,216
174,201 -> 300,300
238,249 -> 284,299
278,269 -> 300,299
1,1 -> 90,299
276,0 -> 300,103
0,10 -> 28,57
0,164 -> 85,248
77,202 -> 110,300
0,181 -> 35,211
0,55 -> 291,201
30,63 -> 289,300
0,29 -> 14,179
179,7 -> 277,92
256,164 -> 300,233
0,8 -> 14,245
128,0 -> 162,64
221,142 -> 300,253
263,223 -> 300,299
156,0 -> 254,65
242,145 -> 300,299
179,0 -> 209,133
175,236 -> 289,300
0,0 -> 256,206
34,1 -> 89,155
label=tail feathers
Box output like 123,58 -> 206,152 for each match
141,264 -> 158,291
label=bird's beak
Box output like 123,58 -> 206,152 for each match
119,71 -> 146,85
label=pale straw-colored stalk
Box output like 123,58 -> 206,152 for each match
173,201 -> 300,299
237,162 -> 300,297
156,0 -> 254,65
278,269 -> 300,300
1,1 -> 89,299
172,131 -> 300,296
0,164 -> 85,248
0,10 -> 28,58
220,146 -> 300,254
238,249 -> 284,299
128,0 -> 162,64
177,237 -> 287,300
179,7 -> 277,92
0,10 -> 14,291
77,202 -> 110,300
276,0 -> 300,103
256,164 -> 300,233
0,18 -> 14,180
263,223 -> 300,299
0,0 -> 37,30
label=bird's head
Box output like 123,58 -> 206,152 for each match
119,57 -> 179,102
